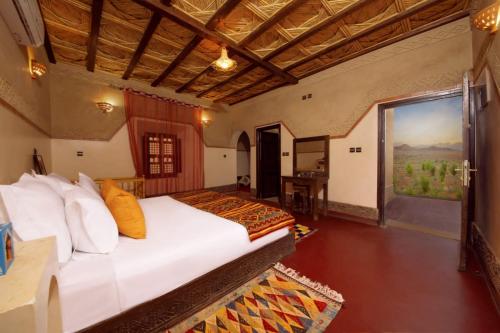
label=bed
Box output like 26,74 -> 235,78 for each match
56,180 -> 295,332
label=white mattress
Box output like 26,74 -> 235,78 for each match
58,195 -> 290,332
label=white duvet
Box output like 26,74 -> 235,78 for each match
58,195 -> 290,332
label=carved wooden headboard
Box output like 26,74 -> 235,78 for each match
94,177 -> 146,199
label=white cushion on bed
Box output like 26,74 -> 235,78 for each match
78,172 -> 101,199
64,186 -> 118,254
33,173 -> 76,197
0,174 -> 73,263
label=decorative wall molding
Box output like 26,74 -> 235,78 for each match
472,223 -> 500,312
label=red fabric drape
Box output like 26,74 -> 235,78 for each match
124,89 -> 204,197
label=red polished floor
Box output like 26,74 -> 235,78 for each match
281,213 -> 500,332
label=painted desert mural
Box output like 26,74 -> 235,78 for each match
393,96 -> 463,201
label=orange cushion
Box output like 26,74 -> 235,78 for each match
104,184 -> 146,239
101,179 -> 117,199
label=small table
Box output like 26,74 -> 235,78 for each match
0,237 -> 62,333
281,176 -> 329,221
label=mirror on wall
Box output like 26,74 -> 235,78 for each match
293,135 -> 330,178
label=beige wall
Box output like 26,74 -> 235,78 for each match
204,146 -> 236,188
0,106 -> 51,184
51,124 -> 237,189
237,150 -> 250,177
51,125 -> 135,180
0,16 -> 52,183
471,0 -> 500,258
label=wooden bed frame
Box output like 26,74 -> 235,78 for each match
81,232 -> 295,332
80,177 -> 296,332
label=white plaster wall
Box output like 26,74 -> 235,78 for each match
204,146 -> 236,188
330,106 -> 379,208
0,106 -> 52,184
237,150 -> 250,176
51,125 -> 135,180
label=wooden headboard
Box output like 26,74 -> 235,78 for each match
94,177 -> 146,199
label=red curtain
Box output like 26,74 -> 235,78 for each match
124,89 -> 204,197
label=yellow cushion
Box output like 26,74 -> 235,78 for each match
105,185 -> 146,239
101,179 -> 117,199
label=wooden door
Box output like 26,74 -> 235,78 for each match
458,72 -> 476,271
259,131 -> 281,198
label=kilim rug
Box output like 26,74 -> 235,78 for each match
168,263 -> 344,333
293,224 -> 318,243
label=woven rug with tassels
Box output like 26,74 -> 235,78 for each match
168,263 -> 344,333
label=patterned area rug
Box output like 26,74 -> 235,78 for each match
168,263 -> 343,333
293,224 -> 318,243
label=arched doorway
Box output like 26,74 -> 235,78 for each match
236,131 -> 250,192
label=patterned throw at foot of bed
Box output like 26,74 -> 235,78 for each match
170,190 -> 295,241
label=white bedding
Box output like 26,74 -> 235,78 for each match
58,195 -> 290,332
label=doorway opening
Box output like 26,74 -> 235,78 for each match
236,131 -> 251,192
256,124 -> 281,200
380,93 -> 464,240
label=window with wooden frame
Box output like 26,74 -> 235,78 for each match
144,133 -> 181,178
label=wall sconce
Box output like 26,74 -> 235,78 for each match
96,102 -> 114,113
30,59 -> 47,79
473,1 -> 500,33
201,118 -> 213,128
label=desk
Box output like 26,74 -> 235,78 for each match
281,176 -> 328,221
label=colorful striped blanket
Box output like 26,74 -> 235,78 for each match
170,190 -> 295,241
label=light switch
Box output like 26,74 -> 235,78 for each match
77,151 -> 84,157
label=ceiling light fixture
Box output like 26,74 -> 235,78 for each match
473,0 -> 500,33
96,102 -> 114,113
211,47 -> 237,72
30,59 -> 47,78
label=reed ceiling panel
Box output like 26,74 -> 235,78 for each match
41,0 -> 470,104
171,0 -> 229,23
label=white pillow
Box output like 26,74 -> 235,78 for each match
78,173 -> 101,198
64,186 -> 118,254
48,173 -> 72,184
33,173 -> 77,198
0,175 -> 73,263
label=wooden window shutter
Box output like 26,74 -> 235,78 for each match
162,134 -> 177,177
144,133 -> 181,178
144,133 -> 162,178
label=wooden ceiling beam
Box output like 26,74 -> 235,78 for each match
262,0 -> 372,61
151,0 -> 241,88
196,0 -> 366,98
176,67 -> 213,93
151,35 -> 202,87
196,64 -> 257,98
229,81 -> 288,105
133,0 -> 298,84
86,0 -> 104,72
238,0 -> 304,46
297,10 -> 470,80
227,8 -> 469,105
214,74 -> 274,103
123,12 -> 162,80
286,0 -> 453,71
